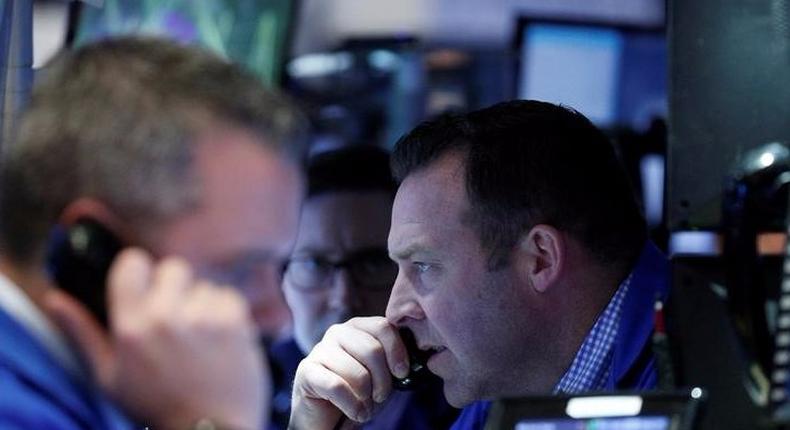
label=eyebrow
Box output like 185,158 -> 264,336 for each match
389,243 -> 437,261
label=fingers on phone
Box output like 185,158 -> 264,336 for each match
323,324 -> 393,403
107,248 -> 153,326
298,360 -> 374,423
149,256 -> 194,311
347,317 -> 409,379
298,317 -> 412,424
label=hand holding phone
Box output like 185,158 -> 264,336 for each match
290,317 -> 417,429
392,327 -> 432,391
45,236 -> 267,430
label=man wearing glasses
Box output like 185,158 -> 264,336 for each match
269,146 -> 458,429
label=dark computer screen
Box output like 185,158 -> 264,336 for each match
668,0 -> 790,230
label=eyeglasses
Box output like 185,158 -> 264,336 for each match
284,249 -> 397,292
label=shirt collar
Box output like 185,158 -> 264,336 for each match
553,273 -> 633,394
0,271 -> 83,378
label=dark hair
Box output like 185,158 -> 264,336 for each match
392,100 -> 646,270
307,145 -> 397,198
0,37 -> 308,264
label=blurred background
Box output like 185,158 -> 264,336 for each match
2,0 -> 670,243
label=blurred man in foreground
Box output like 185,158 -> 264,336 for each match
0,37 -> 306,429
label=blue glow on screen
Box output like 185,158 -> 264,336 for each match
519,24 -> 624,127
515,415 -> 670,430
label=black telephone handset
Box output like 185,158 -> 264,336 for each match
392,327 -> 433,391
48,218 -> 123,327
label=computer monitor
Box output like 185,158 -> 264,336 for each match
514,18 -> 666,131
71,0 -> 296,87
667,0 -> 790,231
514,18 -> 668,232
485,390 -> 704,430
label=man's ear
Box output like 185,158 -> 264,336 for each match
514,224 -> 565,293
59,198 -> 128,240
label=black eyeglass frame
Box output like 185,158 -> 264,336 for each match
284,248 -> 397,292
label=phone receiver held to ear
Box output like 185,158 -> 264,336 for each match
392,327 -> 433,391
48,218 -> 123,328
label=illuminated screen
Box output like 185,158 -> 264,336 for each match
515,415 -> 671,430
517,21 -> 666,130
520,24 -> 622,127
73,0 -> 292,87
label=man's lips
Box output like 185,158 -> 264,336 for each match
424,345 -> 449,374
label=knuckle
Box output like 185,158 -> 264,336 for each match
187,313 -> 216,333
223,290 -> 250,315
350,368 -> 371,391
295,359 -> 323,384
191,311 -> 237,336
365,338 -> 385,358
146,309 -> 175,336
164,255 -> 191,270
325,375 -> 347,396
159,257 -> 192,278
370,318 -> 389,333
324,323 -> 344,339
115,324 -> 142,347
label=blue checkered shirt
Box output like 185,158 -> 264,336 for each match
553,274 -> 633,394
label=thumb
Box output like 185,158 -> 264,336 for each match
44,288 -> 115,387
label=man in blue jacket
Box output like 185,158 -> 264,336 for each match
0,38 -> 306,429
288,100 -> 669,430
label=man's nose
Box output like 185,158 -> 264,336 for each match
328,268 -> 359,312
385,270 -> 424,325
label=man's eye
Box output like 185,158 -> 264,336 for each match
303,258 -> 330,272
229,268 -> 254,287
413,262 -> 431,274
289,257 -> 331,276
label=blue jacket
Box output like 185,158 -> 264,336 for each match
450,242 -> 670,430
0,307 -> 129,429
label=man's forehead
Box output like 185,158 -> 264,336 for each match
392,153 -> 467,221
389,153 -> 470,253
